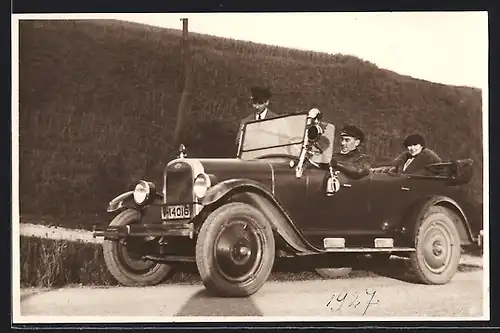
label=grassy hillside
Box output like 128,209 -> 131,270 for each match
18,19 -> 483,229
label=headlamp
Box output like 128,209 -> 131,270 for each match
193,174 -> 211,199
133,180 -> 152,205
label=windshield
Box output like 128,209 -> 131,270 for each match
238,113 -> 307,160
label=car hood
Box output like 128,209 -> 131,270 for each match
166,157 -> 295,194
200,158 -> 276,189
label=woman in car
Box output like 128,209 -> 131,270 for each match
390,133 -> 442,174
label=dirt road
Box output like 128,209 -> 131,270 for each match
18,264 -> 487,319
16,224 -> 488,320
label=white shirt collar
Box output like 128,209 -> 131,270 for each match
403,157 -> 414,171
256,108 -> 268,120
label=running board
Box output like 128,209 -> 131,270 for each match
323,247 -> 415,253
323,237 -> 415,253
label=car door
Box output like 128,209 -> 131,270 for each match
271,162 -> 309,230
368,170 -> 450,236
367,172 -> 413,235
303,165 -> 371,238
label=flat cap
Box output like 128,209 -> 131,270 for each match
340,125 -> 364,142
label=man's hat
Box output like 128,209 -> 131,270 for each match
340,125 -> 364,142
250,87 -> 271,103
404,133 -> 425,147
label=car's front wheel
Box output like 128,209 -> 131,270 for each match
195,202 -> 275,297
102,209 -> 172,286
409,205 -> 462,284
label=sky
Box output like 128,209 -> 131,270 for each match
100,11 -> 489,90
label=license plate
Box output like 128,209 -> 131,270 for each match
165,204 -> 191,220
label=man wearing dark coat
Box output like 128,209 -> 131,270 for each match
235,87 -> 278,149
330,125 -> 371,179
390,133 -> 442,174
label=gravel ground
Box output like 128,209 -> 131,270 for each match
17,269 -> 486,319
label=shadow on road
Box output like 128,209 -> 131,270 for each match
349,257 -> 420,283
159,254 -> 484,288
348,256 -> 483,284
175,289 -> 263,316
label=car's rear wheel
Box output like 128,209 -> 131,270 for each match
315,267 -> 352,279
102,209 -> 172,286
409,206 -> 461,284
195,202 -> 275,297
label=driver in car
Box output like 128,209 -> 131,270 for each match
330,125 -> 371,179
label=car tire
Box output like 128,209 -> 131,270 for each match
315,267 -> 352,279
102,208 -> 172,286
409,205 -> 462,285
195,202 -> 275,297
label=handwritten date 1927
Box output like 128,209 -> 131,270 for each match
325,289 -> 379,315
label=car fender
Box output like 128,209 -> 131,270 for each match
107,190 -> 163,214
201,179 -> 322,255
107,191 -> 135,212
401,195 -> 475,245
202,179 -> 271,206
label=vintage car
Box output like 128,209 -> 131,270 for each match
92,109 -> 483,297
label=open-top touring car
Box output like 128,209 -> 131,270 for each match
93,108 -> 483,297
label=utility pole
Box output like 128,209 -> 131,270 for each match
173,18 -> 193,149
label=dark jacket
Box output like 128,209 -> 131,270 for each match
235,109 -> 279,148
331,148 -> 371,179
392,147 -> 442,174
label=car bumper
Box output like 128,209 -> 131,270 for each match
92,222 -> 195,239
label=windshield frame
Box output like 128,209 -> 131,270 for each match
237,112 -> 309,160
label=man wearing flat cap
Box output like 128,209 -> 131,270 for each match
329,124 -> 371,179
235,87 -> 278,149
390,133 -> 441,174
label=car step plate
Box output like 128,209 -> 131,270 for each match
374,238 -> 394,248
323,238 -> 345,248
323,247 -> 415,252
323,238 -> 415,252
